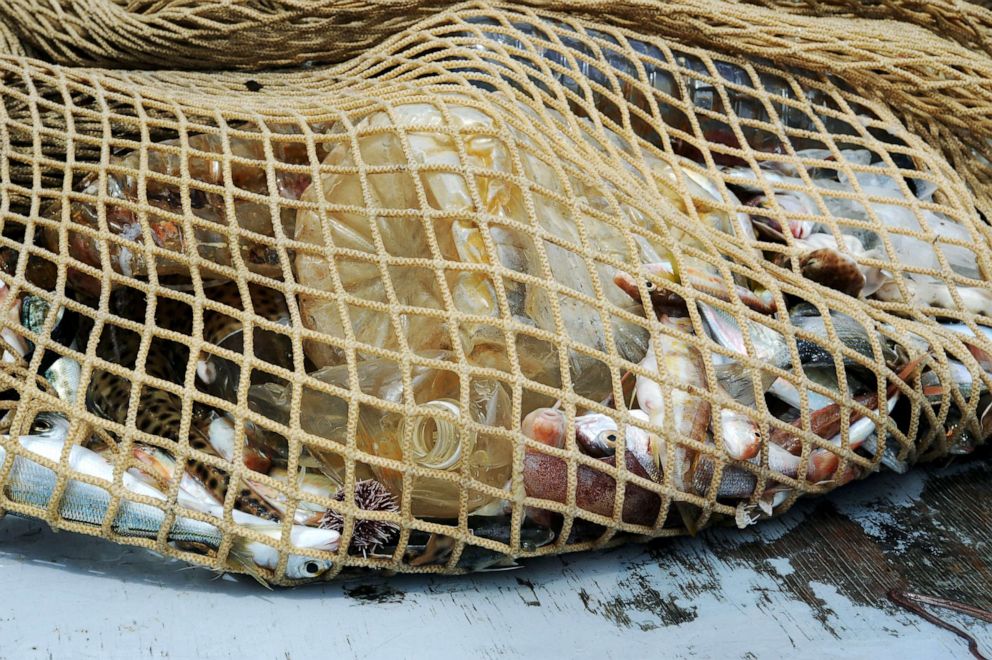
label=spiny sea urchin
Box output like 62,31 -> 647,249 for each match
319,479 -> 399,555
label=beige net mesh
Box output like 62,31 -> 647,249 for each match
0,0 -> 991,584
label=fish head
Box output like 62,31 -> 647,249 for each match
613,264 -> 681,314
521,408 -> 566,449
574,413 -> 618,457
31,412 -> 71,439
284,555 -> 334,580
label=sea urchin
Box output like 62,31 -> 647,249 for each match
319,479 -> 399,555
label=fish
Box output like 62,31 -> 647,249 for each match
690,392 -> 900,508
83,320 -> 280,520
44,126 -> 326,292
861,433 -> 911,474
125,438 -> 341,578
725,150 -> 986,302
768,356 -> 924,454
141,406 -> 279,521
195,282 -> 294,403
242,466 -> 338,524
617,273 -> 775,523
920,359 -> 984,401
633,317 -> 711,495
940,322 -> 992,344
573,409 -> 654,465
1,414 -> 337,581
521,407 -> 662,527
698,300 -> 894,404
875,280 -> 992,317
395,517 -> 556,571
804,393 -> 900,483
766,377 -> 835,412
615,262 -> 776,317
204,415 -> 338,526
745,190 -> 817,242
619,266 -> 890,405
788,302 -> 897,370
462,17 -> 875,161
19,294 -> 80,371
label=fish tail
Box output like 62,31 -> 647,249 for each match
712,361 -> 776,406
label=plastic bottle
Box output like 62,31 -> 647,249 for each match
248,351 -> 514,519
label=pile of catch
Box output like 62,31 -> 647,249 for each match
0,11 -> 989,582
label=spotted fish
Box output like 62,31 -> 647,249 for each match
196,282 -> 293,403
85,292 -> 280,520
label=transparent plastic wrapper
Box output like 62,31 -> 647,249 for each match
0,2 -> 991,585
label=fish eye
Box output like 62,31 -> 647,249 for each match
305,561 -> 321,575
606,433 -> 618,443
33,418 -> 53,433
644,281 -> 655,290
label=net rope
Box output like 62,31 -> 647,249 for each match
0,0 -> 988,584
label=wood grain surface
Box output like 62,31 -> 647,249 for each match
0,457 -> 990,659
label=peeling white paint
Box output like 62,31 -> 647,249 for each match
767,557 -> 794,577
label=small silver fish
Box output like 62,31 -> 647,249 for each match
704,301 -> 895,402
860,434 -> 910,474
3,414 -> 338,582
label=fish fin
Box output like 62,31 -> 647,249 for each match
675,501 -> 700,536
226,537 -> 274,588
480,562 -> 522,572
735,503 -> 761,529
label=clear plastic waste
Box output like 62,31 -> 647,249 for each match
248,351 -> 514,519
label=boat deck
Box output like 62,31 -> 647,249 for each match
1,458 -> 990,659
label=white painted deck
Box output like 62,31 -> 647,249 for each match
1,460 -> 990,659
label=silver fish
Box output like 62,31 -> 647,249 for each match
860,433 -> 910,474
3,414 -> 338,581
702,302 -> 893,402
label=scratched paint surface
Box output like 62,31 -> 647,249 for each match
0,459 -> 990,659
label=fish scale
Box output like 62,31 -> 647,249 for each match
4,444 -> 224,545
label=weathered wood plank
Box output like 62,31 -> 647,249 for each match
0,459 -> 989,659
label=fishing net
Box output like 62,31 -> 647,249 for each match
1,0 -> 991,585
